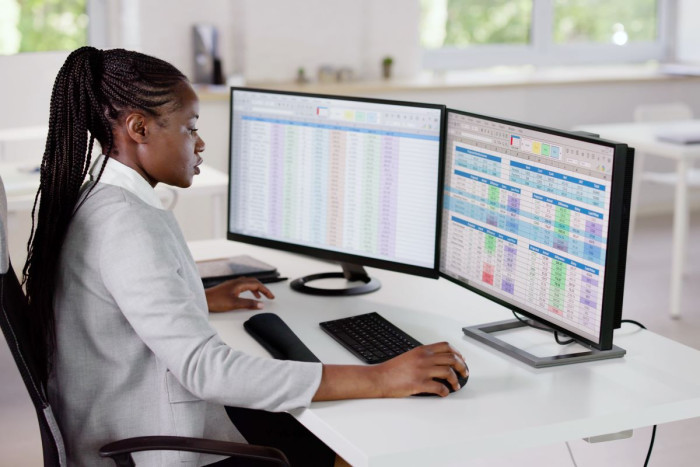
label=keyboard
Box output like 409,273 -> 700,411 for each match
320,312 -> 422,364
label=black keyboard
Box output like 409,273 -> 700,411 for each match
320,312 -> 422,364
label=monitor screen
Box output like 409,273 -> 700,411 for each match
228,88 -> 445,293
440,109 -> 632,350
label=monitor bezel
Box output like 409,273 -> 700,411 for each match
440,108 -> 631,350
227,87 -> 447,280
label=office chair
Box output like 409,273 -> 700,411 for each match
0,175 -> 289,466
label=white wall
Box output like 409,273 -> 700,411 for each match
128,0 -> 420,84
0,51 -> 68,129
242,0 -> 420,82
134,0 -> 237,80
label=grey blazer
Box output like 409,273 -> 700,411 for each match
48,183 -> 322,466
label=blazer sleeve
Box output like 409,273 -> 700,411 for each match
98,205 -> 322,412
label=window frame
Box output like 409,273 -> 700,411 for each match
421,0 -> 676,70
87,0 -> 108,49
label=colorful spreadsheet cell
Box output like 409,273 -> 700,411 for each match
445,190 -> 605,266
455,145 -> 502,177
444,214 -> 603,335
509,161 -> 607,209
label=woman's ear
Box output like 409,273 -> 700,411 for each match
125,113 -> 149,143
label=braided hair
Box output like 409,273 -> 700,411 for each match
23,47 -> 187,384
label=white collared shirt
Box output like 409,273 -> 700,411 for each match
89,155 -> 165,210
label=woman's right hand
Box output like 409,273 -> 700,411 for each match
374,342 -> 468,397
313,342 -> 468,401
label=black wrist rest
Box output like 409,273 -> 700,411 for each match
244,313 -> 321,363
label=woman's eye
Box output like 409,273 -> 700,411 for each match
190,128 -> 199,134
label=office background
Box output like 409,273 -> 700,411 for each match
1,1 -> 699,465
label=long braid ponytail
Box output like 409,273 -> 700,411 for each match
23,47 -> 187,384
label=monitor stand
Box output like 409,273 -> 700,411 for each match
290,262 -> 381,296
463,318 -> 626,368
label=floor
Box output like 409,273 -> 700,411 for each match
1,213 -> 699,466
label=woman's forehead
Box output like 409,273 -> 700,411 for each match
164,82 -> 198,121
175,82 -> 199,114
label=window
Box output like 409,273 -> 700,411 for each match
421,0 -> 533,48
420,0 -> 672,70
553,0 -> 657,45
0,0 -> 88,55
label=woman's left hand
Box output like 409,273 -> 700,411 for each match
205,277 -> 275,312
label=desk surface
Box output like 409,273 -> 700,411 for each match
577,120 -> 700,160
191,239 -> 700,467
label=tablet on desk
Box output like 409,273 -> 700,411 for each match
197,254 -> 279,287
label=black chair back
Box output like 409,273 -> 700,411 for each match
0,175 -> 66,466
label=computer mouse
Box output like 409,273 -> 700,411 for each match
413,364 -> 469,397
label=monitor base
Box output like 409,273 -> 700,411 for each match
463,319 -> 626,368
290,263 -> 381,296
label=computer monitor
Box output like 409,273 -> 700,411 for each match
441,109 -> 634,367
227,88 -> 445,295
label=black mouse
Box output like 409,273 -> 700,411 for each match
413,364 -> 469,397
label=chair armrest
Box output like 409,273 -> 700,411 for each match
99,436 -> 289,467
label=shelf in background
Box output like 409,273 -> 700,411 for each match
194,63 -> 700,100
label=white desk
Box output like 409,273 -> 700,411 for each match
1,162 -> 228,236
576,120 -> 700,319
191,239 -> 700,467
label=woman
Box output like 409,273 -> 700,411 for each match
23,47 -> 467,466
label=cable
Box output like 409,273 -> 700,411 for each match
555,332 -> 575,345
644,424 -> 657,466
512,311 -> 553,332
512,311 -> 574,346
620,319 -> 656,466
565,441 -> 579,467
621,319 -> 647,330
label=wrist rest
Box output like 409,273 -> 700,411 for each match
244,313 -> 321,363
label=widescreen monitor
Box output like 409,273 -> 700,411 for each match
228,88 -> 445,295
440,109 -> 633,366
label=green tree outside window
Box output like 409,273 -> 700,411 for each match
421,0 -> 532,48
421,0 -> 658,50
553,0 -> 657,45
0,0 -> 87,55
